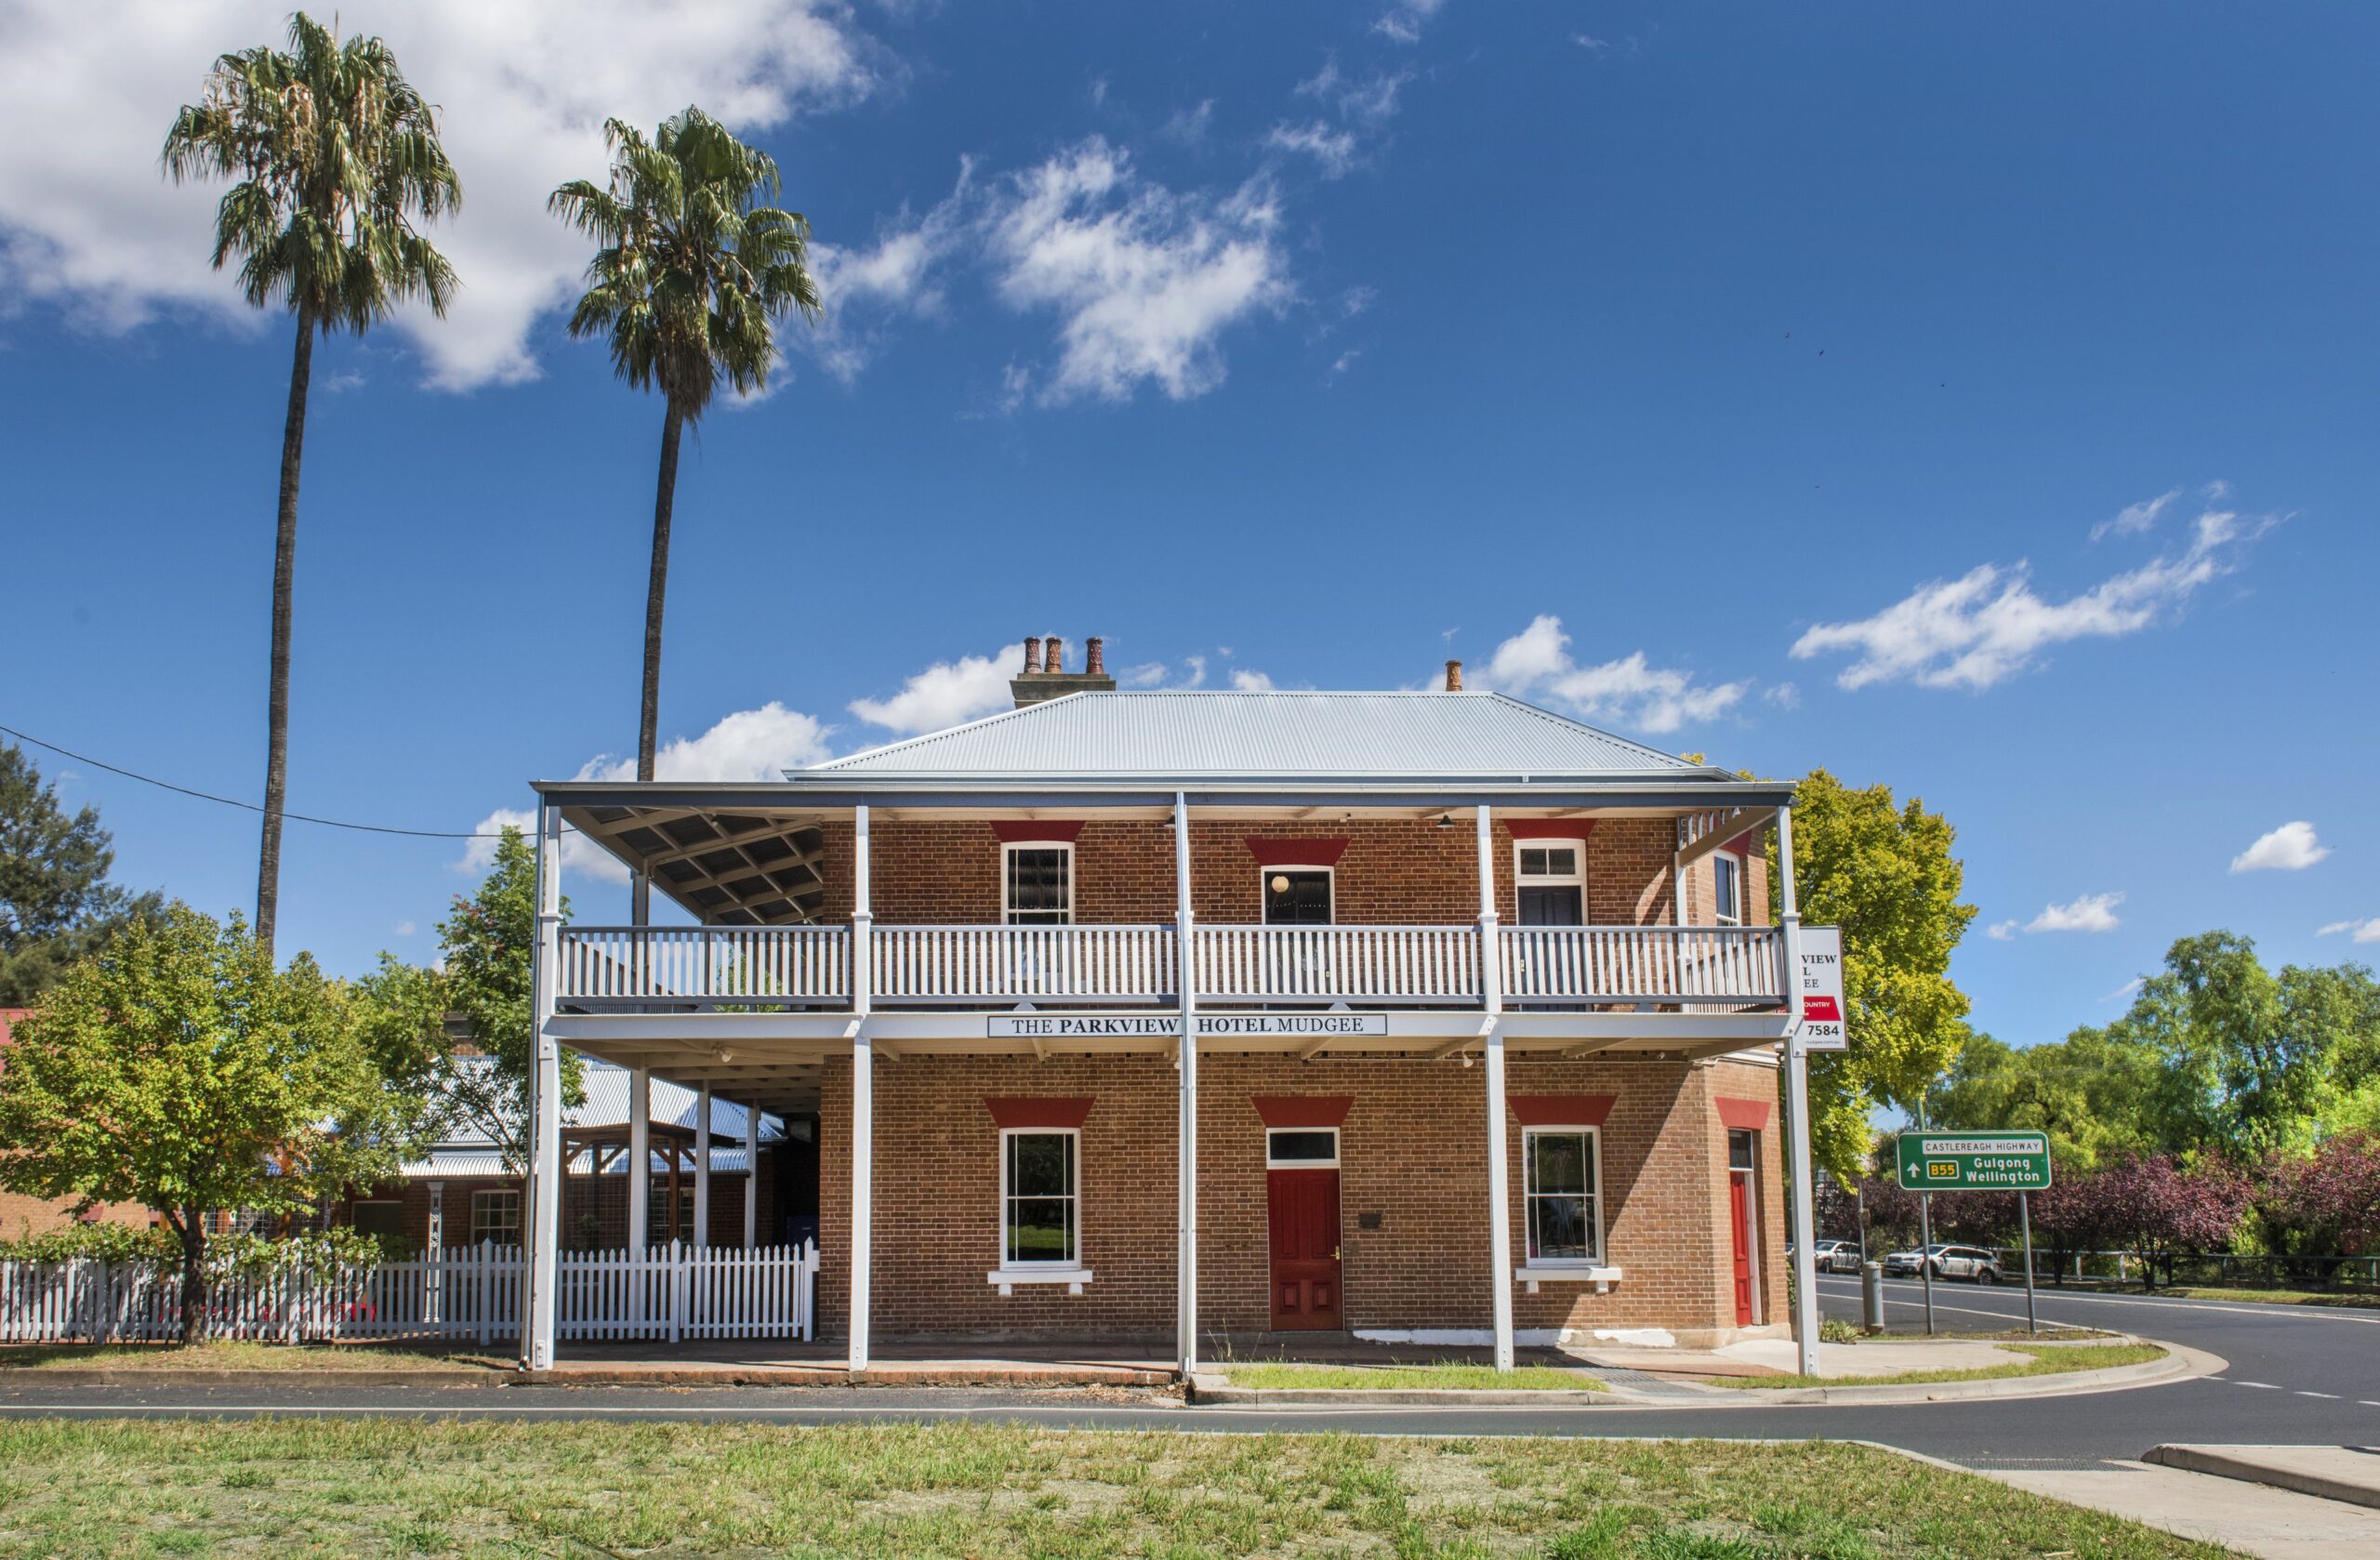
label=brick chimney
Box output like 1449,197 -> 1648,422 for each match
1011,630 -> 1119,707
1445,659 -> 1463,692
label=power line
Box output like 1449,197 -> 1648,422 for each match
1,721 -> 524,841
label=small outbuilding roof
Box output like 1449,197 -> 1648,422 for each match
805,690 -> 1715,784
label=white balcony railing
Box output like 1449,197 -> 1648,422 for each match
559,925 -> 850,1006
1195,924 -> 1482,1005
872,924 -> 1177,1005
556,923 -> 1787,1010
1500,925 -> 1785,1007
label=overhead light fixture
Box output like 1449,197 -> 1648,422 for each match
1270,874 -> 1291,894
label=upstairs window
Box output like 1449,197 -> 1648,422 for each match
1004,844 -> 1073,925
1515,841 -> 1585,927
1712,854 -> 1742,926
470,1189 -> 522,1247
1263,869 -> 1333,925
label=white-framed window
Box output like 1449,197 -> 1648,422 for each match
647,1181 -> 696,1245
1265,1126 -> 1340,1168
1514,839 -> 1586,926
1003,843 -> 1073,925
470,1188 -> 522,1246
1522,1128 -> 1603,1265
999,1128 -> 1078,1268
1261,866 -> 1333,925
1712,853 -> 1743,926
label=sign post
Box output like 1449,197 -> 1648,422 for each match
1894,1130 -> 2054,1336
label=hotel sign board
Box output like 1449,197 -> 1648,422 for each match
1793,926 -> 1848,1053
987,1011 -> 1390,1041
1895,1131 -> 2053,1192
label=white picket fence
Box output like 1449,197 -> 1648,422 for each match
0,1240 -> 816,1346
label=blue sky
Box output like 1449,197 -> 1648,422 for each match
3,2 -> 2375,1052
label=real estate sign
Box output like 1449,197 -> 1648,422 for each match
1792,925 -> 1847,1052
1894,1131 -> 2053,1192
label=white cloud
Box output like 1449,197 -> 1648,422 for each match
461,702 -> 832,879
1160,100 -> 1215,147
2319,919 -> 2380,945
1229,668 -> 1276,691
2091,488 -> 2179,542
848,650 -> 1012,734
2230,821 -> 2329,874
801,160 -> 974,381
2101,975 -> 2144,1003
1265,122 -> 1360,178
0,1 -> 882,391
1763,681 -> 1801,710
1985,920 -> 2017,941
1371,0 -> 1446,45
2026,892 -> 2124,934
1297,62 -> 1409,128
393,920 -> 416,938
1572,33 -> 1611,54
985,138 -> 1292,404
1792,500 -> 2270,691
1473,616 -> 1746,734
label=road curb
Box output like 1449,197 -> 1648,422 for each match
2143,1444 -> 2380,1512
1183,1339 -> 2221,1411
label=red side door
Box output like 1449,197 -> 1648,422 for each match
1267,1167 -> 1342,1329
1727,1172 -> 1754,1326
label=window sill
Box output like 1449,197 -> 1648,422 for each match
987,1267 -> 1093,1296
1516,1264 -> 1622,1295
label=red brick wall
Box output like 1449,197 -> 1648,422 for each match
812,817 -> 1696,929
818,1053 -> 1784,1342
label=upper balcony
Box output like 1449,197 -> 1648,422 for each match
555,919 -> 1788,1011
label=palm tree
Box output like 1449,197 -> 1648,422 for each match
550,111 -> 820,916
163,13 -> 459,958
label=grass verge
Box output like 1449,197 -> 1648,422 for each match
0,1341 -> 499,1372
1722,1342 -> 2165,1391
1223,1361 -> 1606,1391
2159,1286 -> 2380,1310
0,1419 -> 2228,1558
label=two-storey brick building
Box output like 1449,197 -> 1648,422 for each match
517,642 -> 1814,1371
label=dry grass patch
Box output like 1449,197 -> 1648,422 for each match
0,1417 -> 2231,1557
0,1340 -> 500,1371
1724,1342 -> 2166,1391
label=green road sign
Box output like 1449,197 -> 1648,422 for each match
1894,1131 -> 2052,1192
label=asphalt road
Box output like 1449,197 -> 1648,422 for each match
1,1279 -> 2371,1471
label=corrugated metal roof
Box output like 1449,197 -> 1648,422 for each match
808,692 -> 1707,781
424,1061 -> 781,1154
400,1146 -> 767,1178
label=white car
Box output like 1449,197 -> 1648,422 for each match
1884,1243 -> 2003,1283
1807,1238 -> 1861,1274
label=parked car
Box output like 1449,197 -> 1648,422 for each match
1807,1238 -> 1861,1274
1883,1244 -> 2004,1283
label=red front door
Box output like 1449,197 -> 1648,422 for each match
1727,1172 -> 1755,1326
1268,1167 -> 1342,1329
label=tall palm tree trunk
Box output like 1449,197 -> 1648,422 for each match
631,402 -> 685,925
256,307 -> 314,959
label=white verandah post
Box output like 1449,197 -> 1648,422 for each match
1778,803 -> 1821,1377
629,1067 -> 651,1252
744,1099 -> 760,1249
1477,804 -> 1514,1372
848,803 -> 874,1371
1173,791 -> 1199,1376
694,1082 -> 712,1248
525,801 -> 564,1370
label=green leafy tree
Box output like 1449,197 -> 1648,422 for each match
549,110 -> 821,911
0,906 -> 438,1341
2105,932 -> 2380,1159
1933,1028 -> 2164,1172
162,13 -> 459,956
1773,770 -> 1977,1182
436,827 -> 583,1172
0,745 -> 163,1004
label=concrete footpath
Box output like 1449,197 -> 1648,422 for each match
1990,1459 -> 2380,1560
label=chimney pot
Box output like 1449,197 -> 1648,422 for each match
1023,637 -> 1043,674
1085,636 -> 1105,676
1045,636 -> 1064,674
1445,659 -> 1464,692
